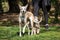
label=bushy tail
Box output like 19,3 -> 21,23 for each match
38,17 -> 42,23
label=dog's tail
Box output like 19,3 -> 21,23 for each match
34,17 -> 42,24
38,17 -> 42,23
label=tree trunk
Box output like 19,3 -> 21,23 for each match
8,0 -> 20,13
54,0 -> 59,23
0,0 -> 3,14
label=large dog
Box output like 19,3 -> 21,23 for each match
18,4 -> 42,37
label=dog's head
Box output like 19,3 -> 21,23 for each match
19,4 -> 28,13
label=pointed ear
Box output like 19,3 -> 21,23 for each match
18,4 -> 22,8
25,4 -> 28,8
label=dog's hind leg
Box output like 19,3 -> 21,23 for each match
30,19 -> 34,35
27,22 -> 30,35
28,26 -> 30,35
23,22 -> 29,34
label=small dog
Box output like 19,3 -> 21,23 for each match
18,4 -> 42,37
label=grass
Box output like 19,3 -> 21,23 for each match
0,26 -> 60,40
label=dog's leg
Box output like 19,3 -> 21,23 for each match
35,17 -> 42,34
23,18 -> 26,34
19,23 -> 22,37
23,17 -> 27,34
23,20 -> 30,35
37,28 -> 40,34
36,23 -> 40,34
23,21 -> 30,35
28,26 -> 30,35
27,22 -> 30,35
23,24 -> 26,34
30,17 -> 36,35
33,27 -> 36,35
19,14 -> 22,37
36,17 -> 42,34
19,19 -> 22,37
36,27 -> 40,34
23,25 -> 26,34
30,19 -> 34,35
23,22 -> 29,34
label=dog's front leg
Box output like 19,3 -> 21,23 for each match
23,21 -> 30,35
23,17 -> 27,34
19,16 -> 22,37
19,22 -> 22,37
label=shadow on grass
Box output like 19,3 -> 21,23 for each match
0,26 -> 60,39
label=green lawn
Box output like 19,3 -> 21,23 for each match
0,26 -> 60,40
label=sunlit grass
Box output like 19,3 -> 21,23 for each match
0,26 -> 60,40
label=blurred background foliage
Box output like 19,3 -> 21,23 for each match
0,0 -> 60,25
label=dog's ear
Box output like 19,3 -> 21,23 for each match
18,4 -> 22,8
25,4 -> 28,8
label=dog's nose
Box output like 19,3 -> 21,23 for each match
23,11 -> 26,13
23,11 -> 24,13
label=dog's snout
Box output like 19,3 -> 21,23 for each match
23,11 -> 24,13
23,11 -> 26,13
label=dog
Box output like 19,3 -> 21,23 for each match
18,4 -> 42,37
34,16 -> 42,34
18,4 -> 28,37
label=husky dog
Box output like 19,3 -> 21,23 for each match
18,4 -> 42,37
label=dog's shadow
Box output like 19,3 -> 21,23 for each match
17,32 -> 31,36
